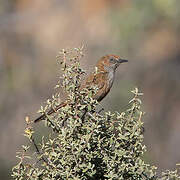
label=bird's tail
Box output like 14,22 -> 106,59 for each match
34,102 -> 67,123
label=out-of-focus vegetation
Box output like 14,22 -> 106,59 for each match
0,0 -> 180,179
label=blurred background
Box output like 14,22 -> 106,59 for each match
0,0 -> 180,179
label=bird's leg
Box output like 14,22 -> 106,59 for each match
81,103 -> 105,122
80,108 -> 88,122
97,102 -> 105,114
97,107 -> 104,114
80,108 -> 96,122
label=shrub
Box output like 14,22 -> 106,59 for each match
12,48 -> 180,180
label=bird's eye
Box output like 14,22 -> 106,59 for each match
110,58 -> 115,63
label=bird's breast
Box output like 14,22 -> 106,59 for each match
107,70 -> 115,89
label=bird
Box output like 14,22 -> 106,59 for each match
34,54 -> 128,123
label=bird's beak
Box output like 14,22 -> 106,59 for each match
118,58 -> 128,64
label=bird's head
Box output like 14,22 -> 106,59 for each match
96,54 -> 128,72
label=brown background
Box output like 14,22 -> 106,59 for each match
0,0 -> 180,179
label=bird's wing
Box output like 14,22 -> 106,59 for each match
35,72 -> 108,123
80,72 -> 108,101
80,72 -> 105,90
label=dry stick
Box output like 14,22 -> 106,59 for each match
31,136 -> 62,179
28,137 -> 49,178
31,137 -> 49,165
87,112 -> 97,122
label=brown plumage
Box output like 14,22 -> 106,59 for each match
34,55 -> 128,123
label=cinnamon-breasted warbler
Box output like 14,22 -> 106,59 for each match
34,54 -> 128,123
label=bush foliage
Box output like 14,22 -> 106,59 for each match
12,48 -> 180,180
